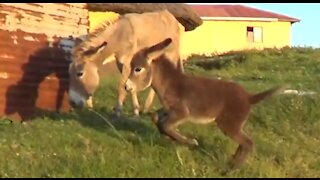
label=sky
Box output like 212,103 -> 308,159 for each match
187,3 -> 320,48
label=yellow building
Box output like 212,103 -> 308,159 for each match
88,4 -> 300,59
180,5 -> 300,58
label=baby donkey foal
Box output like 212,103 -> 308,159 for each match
124,38 -> 287,168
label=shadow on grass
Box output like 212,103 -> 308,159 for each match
35,108 -> 240,175
186,51 -> 248,71
36,107 -> 158,145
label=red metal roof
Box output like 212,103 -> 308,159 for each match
190,5 -> 300,23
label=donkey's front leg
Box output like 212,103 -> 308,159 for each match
143,88 -> 156,114
130,91 -> 140,116
115,80 -> 127,118
115,64 -> 131,118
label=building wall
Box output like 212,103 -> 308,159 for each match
180,20 -> 292,58
0,3 -> 89,121
88,12 -> 292,60
88,11 -> 120,32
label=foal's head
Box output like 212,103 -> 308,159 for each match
124,38 -> 173,92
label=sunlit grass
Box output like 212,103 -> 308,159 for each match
1,47 -> 319,177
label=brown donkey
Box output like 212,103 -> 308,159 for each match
123,38 -> 287,168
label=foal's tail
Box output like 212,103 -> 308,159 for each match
249,84 -> 288,105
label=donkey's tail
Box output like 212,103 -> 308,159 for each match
249,84 -> 288,105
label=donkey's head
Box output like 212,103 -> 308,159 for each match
125,38 -> 172,92
68,40 -> 107,108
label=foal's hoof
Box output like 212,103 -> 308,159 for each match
190,139 -> 199,147
183,138 -> 200,147
228,159 -> 243,170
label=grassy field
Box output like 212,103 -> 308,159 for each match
1,47 -> 320,178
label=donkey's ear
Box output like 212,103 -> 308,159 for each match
83,41 -> 107,56
74,37 -> 84,46
146,38 -> 172,62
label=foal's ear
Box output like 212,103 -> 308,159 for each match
83,41 -> 107,56
146,38 -> 172,62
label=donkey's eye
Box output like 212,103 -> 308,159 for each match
76,72 -> 84,77
134,67 -> 143,73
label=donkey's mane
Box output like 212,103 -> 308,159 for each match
72,16 -> 121,62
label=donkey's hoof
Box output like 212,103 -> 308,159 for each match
113,107 -> 122,118
133,109 -> 140,117
142,108 -> 151,115
114,112 -> 122,119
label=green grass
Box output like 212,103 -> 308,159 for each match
1,47 -> 320,177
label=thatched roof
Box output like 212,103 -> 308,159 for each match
86,3 -> 203,31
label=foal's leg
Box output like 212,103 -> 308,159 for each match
228,131 -> 253,169
150,108 -> 168,124
216,112 -> 253,169
150,108 -> 172,140
156,105 -> 198,146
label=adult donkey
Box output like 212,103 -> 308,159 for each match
68,10 -> 184,117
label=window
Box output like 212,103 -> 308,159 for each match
247,26 -> 263,43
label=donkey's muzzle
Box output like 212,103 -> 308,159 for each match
69,99 -> 84,109
125,84 -> 133,92
125,80 -> 134,92
68,89 -> 86,109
